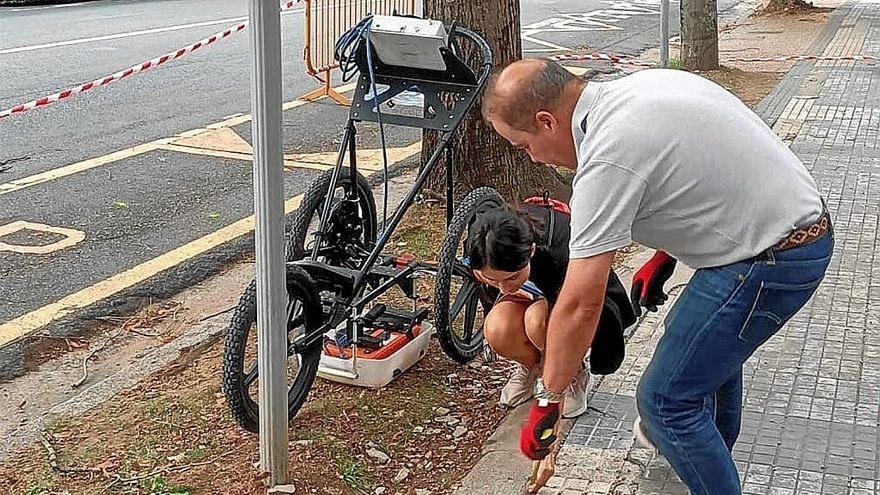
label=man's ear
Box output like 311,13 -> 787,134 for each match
535,110 -> 558,131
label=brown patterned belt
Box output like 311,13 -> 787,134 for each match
773,211 -> 831,251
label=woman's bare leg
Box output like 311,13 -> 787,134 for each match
484,299 -> 541,369
524,298 -> 550,352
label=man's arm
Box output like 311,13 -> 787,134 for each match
542,252 -> 615,393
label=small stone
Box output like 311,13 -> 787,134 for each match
375,488 -> 387,495
267,485 -> 297,494
413,426 -> 424,434
366,447 -> 390,464
292,440 -> 313,447
435,407 -> 450,415
415,490 -> 431,495
452,426 -> 467,438
434,416 -> 459,426
393,467 -> 410,483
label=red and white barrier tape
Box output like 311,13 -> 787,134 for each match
5,6 -> 875,121
549,52 -> 878,66
0,0 -> 301,120
550,52 -> 655,67
725,54 -> 878,63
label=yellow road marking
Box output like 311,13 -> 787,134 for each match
0,139 -> 172,196
0,194 -> 296,348
0,84 -> 356,196
157,143 -> 339,172
158,141 -> 422,174
158,143 -> 254,162
0,221 -> 86,254
0,140 -> 423,348
285,142 -> 422,173
174,127 -> 254,155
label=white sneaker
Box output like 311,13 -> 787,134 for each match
499,363 -> 538,408
562,365 -> 592,418
633,415 -> 660,452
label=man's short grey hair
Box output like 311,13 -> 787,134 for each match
482,59 -> 580,131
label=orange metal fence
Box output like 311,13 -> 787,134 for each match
302,0 -> 416,105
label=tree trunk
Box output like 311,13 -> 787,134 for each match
420,0 -> 570,202
680,0 -> 719,70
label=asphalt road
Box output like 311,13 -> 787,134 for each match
0,0 -> 744,373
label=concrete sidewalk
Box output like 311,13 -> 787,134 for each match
539,1 -> 880,494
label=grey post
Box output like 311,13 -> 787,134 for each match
660,0 -> 670,67
249,0 -> 289,486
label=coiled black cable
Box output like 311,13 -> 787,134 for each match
334,15 -> 391,238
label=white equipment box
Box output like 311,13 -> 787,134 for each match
368,15 -> 448,71
317,322 -> 435,388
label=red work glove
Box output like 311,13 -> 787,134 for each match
630,251 -> 677,317
519,400 -> 561,460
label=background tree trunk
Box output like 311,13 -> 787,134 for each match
681,0 -> 719,70
421,0 -> 570,202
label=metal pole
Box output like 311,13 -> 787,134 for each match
249,0 -> 288,487
660,0 -> 670,67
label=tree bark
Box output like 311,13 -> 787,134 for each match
680,0 -> 719,70
421,0 -> 570,202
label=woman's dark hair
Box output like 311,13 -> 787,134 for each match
466,204 -> 544,272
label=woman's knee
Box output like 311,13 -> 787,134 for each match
523,301 -> 549,349
484,307 -> 522,351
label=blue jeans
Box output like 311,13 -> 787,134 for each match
636,228 -> 833,495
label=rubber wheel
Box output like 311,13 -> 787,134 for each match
222,265 -> 324,434
286,166 -> 377,265
435,186 -> 504,363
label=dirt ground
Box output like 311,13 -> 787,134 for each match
1,339 -> 513,495
0,5 -> 838,495
1,201 -> 514,495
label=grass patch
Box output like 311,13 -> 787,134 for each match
141,475 -> 192,495
336,452 -> 371,493
184,447 -> 209,462
389,201 -> 447,261
21,471 -> 55,495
